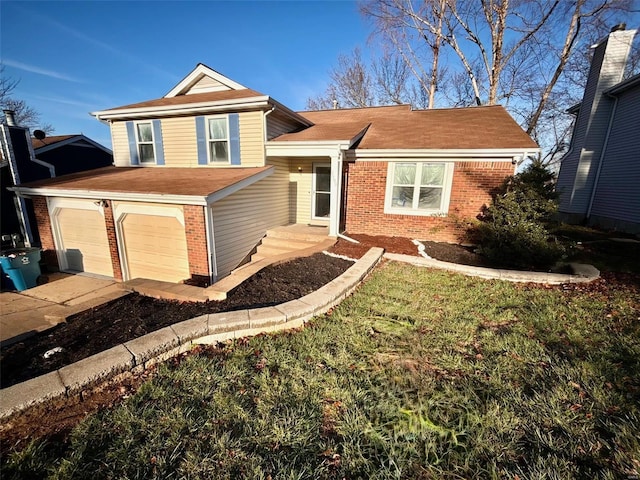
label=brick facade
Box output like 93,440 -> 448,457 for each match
103,203 -> 123,281
345,160 -> 513,243
31,196 -> 59,269
183,205 -> 210,282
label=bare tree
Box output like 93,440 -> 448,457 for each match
0,67 -> 54,133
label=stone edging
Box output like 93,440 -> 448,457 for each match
384,253 -> 600,284
0,248 -> 384,420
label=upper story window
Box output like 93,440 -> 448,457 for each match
207,117 -> 229,163
385,162 -> 453,216
136,122 -> 156,164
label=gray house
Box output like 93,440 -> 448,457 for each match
556,25 -> 639,234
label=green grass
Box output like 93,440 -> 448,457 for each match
4,262 -> 640,479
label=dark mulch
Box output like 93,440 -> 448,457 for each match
420,241 -> 492,267
0,253 -> 353,389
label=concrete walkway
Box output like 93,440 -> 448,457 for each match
0,273 -> 127,347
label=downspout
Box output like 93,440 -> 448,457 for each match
205,203 -> 218,284
586,95 -> 618,219
263,105 -> 276,146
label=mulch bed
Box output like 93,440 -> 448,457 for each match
1,253 -> 353,389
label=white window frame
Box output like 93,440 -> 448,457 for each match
384,161 -> 454,216
206,115 -> 230,164
135,121 -> 156,164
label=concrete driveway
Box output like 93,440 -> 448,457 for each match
0,273 -> 126,347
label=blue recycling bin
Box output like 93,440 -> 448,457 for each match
0,248 -> 42,291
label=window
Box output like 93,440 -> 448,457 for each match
135,122 -> 155,164
207,117 -> 229,163
385,162 -> 453,215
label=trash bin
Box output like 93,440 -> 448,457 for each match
0,248 -> 42,291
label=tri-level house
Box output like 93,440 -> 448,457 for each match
13,64 -> 537,285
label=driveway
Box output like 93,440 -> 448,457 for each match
0,273 -> 125,347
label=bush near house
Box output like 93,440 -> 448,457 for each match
474,161 -> 566,270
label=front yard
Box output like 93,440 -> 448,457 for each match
4,261 -> 639,479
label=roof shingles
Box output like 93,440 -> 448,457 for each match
18,166 -> 271,197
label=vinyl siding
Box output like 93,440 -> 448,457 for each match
211,157 -> 290,278
557,30 -> 635,214
185,76 -> 230,94
590,85 -> 640,225
111,121 -> 131,166
267,110 -> 304,140
161,116 -> 198,166
238,110 -> 265,166
110,111 -> 264,168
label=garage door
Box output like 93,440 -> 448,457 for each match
56,208 -> 113,277
121,214 -> 190,282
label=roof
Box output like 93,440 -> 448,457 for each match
17,166 -> 271,197
605,72 -> 640,96
31,135 -> 77,150
100,89 -> 266,112
275,104 -> 538,150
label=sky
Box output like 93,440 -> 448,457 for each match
1,1 -> 370,148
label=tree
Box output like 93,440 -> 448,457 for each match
309,0 -> 633,165
0,67 -> 54,133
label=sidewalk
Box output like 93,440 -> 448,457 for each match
0,273 -> 126,347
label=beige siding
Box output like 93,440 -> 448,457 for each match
161,116 -> 198,167
267,111 -> 304,140
238,111 -> 264,166
56,208 -> 113,277
121,213 -> 190,282
211,158 -> 289,278
111,121 -> 131,167
186,76 -> 230,94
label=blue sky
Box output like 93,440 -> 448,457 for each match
1,1 -> 369,148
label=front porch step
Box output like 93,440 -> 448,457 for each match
260,236 -> 320,250
265,225 -> 330,243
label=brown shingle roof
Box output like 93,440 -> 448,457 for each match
19,166 -> 271,197
279,104 -> 537,150
31,135 -> 77,150
102,89 -> 266,112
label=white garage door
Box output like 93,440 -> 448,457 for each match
121,214 -> 190,283
56,208 -> 113,277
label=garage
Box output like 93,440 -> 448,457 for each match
117,205 -> 190,283
54,206 -> 113,277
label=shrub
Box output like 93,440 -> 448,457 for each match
475,161 -> 565,269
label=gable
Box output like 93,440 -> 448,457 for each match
165,63 -> 247,97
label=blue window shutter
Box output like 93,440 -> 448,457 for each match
126,121 -> 139,165
228,113 -> 240,165
195,116 -> 207,165
152,119 -> 164,165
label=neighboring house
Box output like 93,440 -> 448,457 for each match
12,63 -> 537,285
0,115 -> 113,249
556,26 -> 639,234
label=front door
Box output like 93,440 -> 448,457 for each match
312,163 -> 331,220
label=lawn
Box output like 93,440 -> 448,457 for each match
4,262 -> 640,479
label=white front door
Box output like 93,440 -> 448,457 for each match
312,163 -> 331,220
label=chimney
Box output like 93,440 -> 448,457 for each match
556,25 -> 637,216
3,109 -> 17,127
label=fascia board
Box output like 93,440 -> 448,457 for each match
10,186 -> 208,206
352,148 -> 539,159
266,142 -> 350,157
206,165 -> 274,204
92,97 -> 270,120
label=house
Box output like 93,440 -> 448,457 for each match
11,64 -> 537,285
1,115 -> 113,249
556,25 -> 639,234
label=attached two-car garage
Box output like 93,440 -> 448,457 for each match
49,198 -> 191,283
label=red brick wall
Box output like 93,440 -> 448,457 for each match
103,203 -> 123,281
31,196 -> 59,269
345,160 -> 513,243
184,205 -> 209,280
